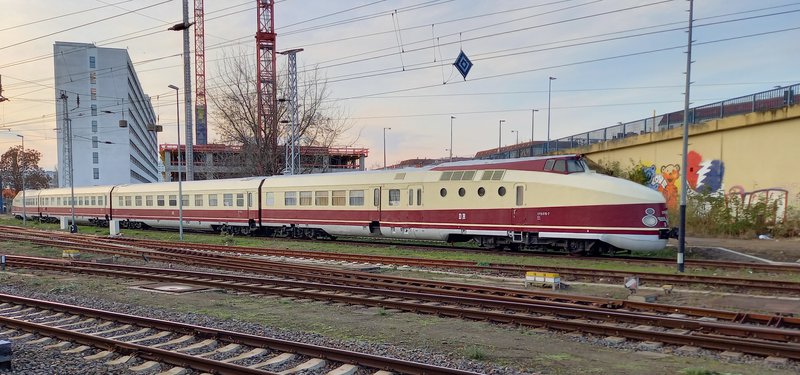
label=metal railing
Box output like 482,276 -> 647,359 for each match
482,84 -> 798,159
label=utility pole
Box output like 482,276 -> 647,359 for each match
60,91 -> 76,233
280,48 -> 303,175
678,0 -> 694,273
182,0 -> 194,180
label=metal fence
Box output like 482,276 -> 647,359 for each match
533,84 -> 800,155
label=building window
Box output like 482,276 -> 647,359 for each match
90,88 -> 96,101
91,105 -> 97,116
92,136 -> 98,148
90,72 -> 96,84
299,191 -> 312,206
89,56 -> 96,68
92,120 -> 98,132
92,152 -> 99,164
349,190 -> 364,206
208,194 -> 218,206
93,168 -> 99,179
223,193 -> 233,207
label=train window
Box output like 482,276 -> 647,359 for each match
118,196 -> 123,206
332,190 -> 346,206
236,193 -> 245,207
90,196 -> 95,206
463,171 -> 476,180
57,197 -> 61,206
182,195 -> 190,206
458,188 -> 466,197
284,192 -> 297,206
408,189 -> 413,206
157,195 -> 165,207
440,171 -> 453,181
265,192 -> 274,206
168,195 -> 177,207
315,191 -> 329,206
567,160 -> 585,173
544,159 -> 555,171
553,159 -> 566,172
440,188 -> 447,197
208,194 -> 218,207
223,193 -> 234,207
498,186 -> 506,196
99,196 -> 104,206
481,171 -> 493,180
146,195 -> 153,206
299,191 -> 312,206
516,186 -> 524,206
248,192 -> 253,207
134,196 -> 142,207
491,171 -> 505,180
373,188 -> 380,207
389,189 -> 400,206
451,171 -> 464,180
417,189 -> 422,205
478,187 -> 485,197
349,190 -> 364,206
194,194 -> 203,207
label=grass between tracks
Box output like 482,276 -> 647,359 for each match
1,215 -> 798,283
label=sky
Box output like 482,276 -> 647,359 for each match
0,0 -> 798,170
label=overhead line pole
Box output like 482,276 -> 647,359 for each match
678,0 -> 694,273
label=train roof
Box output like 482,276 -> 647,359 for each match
113,176 -> 265,193
429,154 -> 581,172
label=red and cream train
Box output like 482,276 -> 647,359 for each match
11,155 -> 671,253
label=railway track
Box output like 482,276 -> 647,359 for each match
4,255 -> 800,361
0,293 -> 474,374
1,226 -> 800,296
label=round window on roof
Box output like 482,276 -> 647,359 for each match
498,186 -> 506,196
478,187 -> 486,197
458,187 -> 466,197
440,188 -> 447,197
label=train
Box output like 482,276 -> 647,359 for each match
10,154 -> 672,253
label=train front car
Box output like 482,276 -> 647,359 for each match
432,155 -> 669,254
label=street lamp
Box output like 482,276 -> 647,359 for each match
383,127 -> 391,169
168,84 -> 184,241
547,76 -> 556,153
531,109 -> 539,144
498,120 -> 506,150
449,116 -> 455,162
511,130 -> 519,145
17,134 -> 25,226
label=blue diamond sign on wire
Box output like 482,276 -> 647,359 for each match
453,50 -> 473,80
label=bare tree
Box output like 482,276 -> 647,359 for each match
208,49 -> 355,175
0,145 -> 51,192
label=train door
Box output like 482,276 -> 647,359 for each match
368,186 -> 381,234
513,183 -> 527,225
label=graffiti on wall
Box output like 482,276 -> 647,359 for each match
642,150 -> 725,209
727,186 -> 789,224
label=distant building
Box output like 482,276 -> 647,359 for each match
54,41 -> 159,187
159,144 -> 368,181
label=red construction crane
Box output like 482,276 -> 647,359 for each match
194,0 -> 207,145
256,0 -> 278,174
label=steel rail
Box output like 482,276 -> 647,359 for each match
3,231 -> 800,329
6,256 -> 800,355
0,293 -> 479,375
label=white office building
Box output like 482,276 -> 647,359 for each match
54,41 -> 160,187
